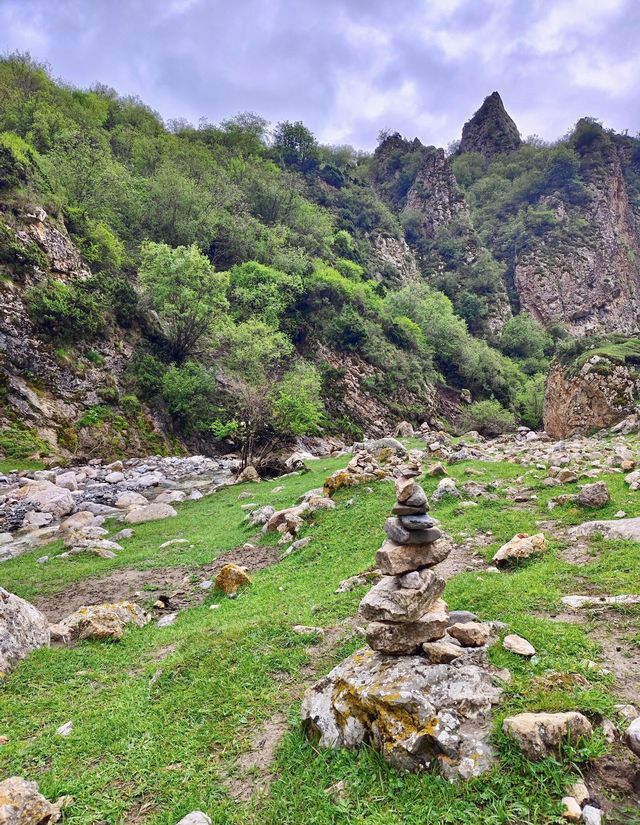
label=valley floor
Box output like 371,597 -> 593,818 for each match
1,439 -> 639,824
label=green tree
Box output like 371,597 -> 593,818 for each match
271,361 -> 324,435
272,120 -> 319,172
138,241 -> 229,364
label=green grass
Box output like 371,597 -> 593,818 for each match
0,457 -> 46,474
0,452 -> 637,823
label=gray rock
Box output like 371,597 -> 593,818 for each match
431,478 -> 460,503
447,610 -> 479,625
577,481 -> 610,508
365,599 -> 448,654
124,503 -> 178,524
301,649 -> 502,777
176,813 -> 212,825
569,517 -> 640,541
399,513 -> 435,531
384,518 -> 441,546
375,538 -> 450,575
0,587 -> 50,675
359,569 -> 445,623
581,806 -> 602,825
623,716 -> 640,757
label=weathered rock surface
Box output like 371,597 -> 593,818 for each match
502,711 -> 592,760
359,570 -> 445,623
448,621 -> 493,648
502,634 -> 535,657
492,533 -> 547,565
301,649 -> 502,777
124,503 -> 178,524
569,517 -> 640,541
175,813 -> 212,825
365,600 -> 448,654
49,602 -> 148,643
375,538 -> 450,575
459,92 -> 521,159
0,776 -> 64,824
623,716 -> 640,757
577,481 -> 610,508
0,588 -> 50,677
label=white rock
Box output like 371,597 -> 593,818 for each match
0,587 -> 50,675
55,471 -> 78,491
502,634 -> 536,657
105,471 -> 125,484
176,813 -> 212,825
155,490 -> 186,504
13,480 -> 75,519
115,491 -> 148,509
125,503 -> 177,524
56,721 -> 73,737
581,805 -> 602,825
561,796 -> 581,820
157,613 -> 178,628
624,716 -> 640,757
569,516 -> 640,541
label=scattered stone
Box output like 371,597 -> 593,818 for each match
448,621 -> 493,648
557,469 -> 578,483
49,602 -> 149,643
502,634 -> 535,657
561,796 -> 581,821
293,625 -> 324,636
614,703 -> 638,722
581,805 -> 602,825
447,610 -> 479,625
569,781 -> 589,805
562,594 -> 640,609
56,721 -> 73,737
124,503 -> 178,524
0,587 -> 50,677
502,712 -> 592,760
12,480 -> 75,519
215,563 -> 251,595
623,716 -> 640,757
577,481 -> 610,508
236,465 -> 260,483
425,463 -> 447,477
176,813 -> 212,825
492,533 -> 547,566
431,477 -> 460,503
155,489 -> 187,504
569,517 -> 640,541
157,613 -> 177,628
105,471 -> 125,484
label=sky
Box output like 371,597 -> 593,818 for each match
1,0 -> 639,150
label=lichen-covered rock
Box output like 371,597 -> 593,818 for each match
0,776 -> 64,824
502,711 -> 592,760
492,533 -> 547,565
0,588 -> 50,677
301,648 -> 502,778
215,563 -> 252,595
49,601 -> 148,643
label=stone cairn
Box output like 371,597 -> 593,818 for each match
302,461 -> 503,780
362,461 -> 450,656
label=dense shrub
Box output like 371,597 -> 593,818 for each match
463,399 -> 516,436
26,278 -> 106,341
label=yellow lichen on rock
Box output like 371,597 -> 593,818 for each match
215,563 -> 252,595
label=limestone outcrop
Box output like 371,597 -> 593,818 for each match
459,92 -> 521,159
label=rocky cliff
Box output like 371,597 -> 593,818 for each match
459,92 -> 521,159
544,341 -> 640,438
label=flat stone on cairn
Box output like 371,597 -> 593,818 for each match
302,466 -> 503,779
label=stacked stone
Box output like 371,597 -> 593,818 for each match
359,464 -> 451,655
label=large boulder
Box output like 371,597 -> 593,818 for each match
0,776 -> 64,823
12,480 -> 74,519
124,503 -> 177,524
49,602 -> 149,643
569,517 -> 640,541
577,481 -> 610,508
502,712 -> 592,760
215,563 -> 251,595
0,588 -> 50,677
301,649 -> 502,778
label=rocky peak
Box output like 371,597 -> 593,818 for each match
403,148 -> 468,238
459,92 -> 521,159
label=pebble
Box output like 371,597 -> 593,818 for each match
56,721 -> 73,737
561,797 -> 581,820
581,805 -> 602,825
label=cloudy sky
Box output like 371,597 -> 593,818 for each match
1,0 -> 638,149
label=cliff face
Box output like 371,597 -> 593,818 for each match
514,131 -> 640,336
0,208 -> 172,461
544,355 -> 640,438
459,92 -> 521,159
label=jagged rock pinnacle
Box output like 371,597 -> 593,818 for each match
459,91 -> 521,159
